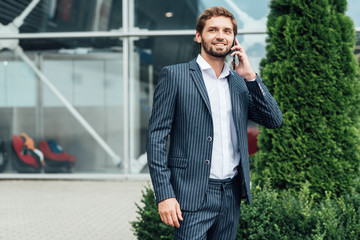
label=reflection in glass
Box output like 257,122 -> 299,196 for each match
0,56 -> 36,107
0,0 -> 122,33
20,37 -> 123,51
0,44 -> 124,173
198,0 -> 269,30
135,0 -> 198,30
41,51 -> 124,173
134,0 -> 270,31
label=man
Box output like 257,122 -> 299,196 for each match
146,6 -> 282,240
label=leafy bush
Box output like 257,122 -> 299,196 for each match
254,0 -> 360,199
238,182 -> 360,240
131,185 -> 173,239
132,182 -> 360,239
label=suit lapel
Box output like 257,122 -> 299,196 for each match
228,72 -> 241,129
189,59 -> 212,114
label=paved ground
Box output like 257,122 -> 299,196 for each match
0,180 -> 151,240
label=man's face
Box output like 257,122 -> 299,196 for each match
196,16 -> 235,59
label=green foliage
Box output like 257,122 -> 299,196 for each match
238,181 -> 360,240
254,0 -> 360,198
132,183 -> 360,239
131,185 -> 173,239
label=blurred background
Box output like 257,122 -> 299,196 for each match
0,0 -> 359,176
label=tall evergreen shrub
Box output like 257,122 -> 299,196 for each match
253,0 -> 360,198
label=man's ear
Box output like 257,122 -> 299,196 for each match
195,32 -> 202,44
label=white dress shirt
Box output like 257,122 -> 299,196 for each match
196,55 -> 240,179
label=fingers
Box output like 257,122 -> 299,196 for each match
231,45 -> 244,53
230,48 -> 246,64
158,198 -> 182,228
230,39 -> 244,52
162,209 -> 179,228
230,46 -> 245,57
172,211 -> 180,228
176,202 -> 183,221
166,214 -> 177,227
231,51 -> 246,61
230,42 -> 249,68
229,39 -> 255,77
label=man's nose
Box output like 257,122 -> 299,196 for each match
216,31 -> 225,39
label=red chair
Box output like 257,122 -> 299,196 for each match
38,140 -> 75,173
11,135 -> 41,173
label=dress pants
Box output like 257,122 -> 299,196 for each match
174,176 -> 241,240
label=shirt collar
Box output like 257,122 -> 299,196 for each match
196,54 -> 230,79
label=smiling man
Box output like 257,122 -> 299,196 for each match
146,6 -> 282,240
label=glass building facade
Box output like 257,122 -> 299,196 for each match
0,0 -> 359,177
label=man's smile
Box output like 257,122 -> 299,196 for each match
213,43 -> 227,47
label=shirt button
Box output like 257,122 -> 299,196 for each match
207,136 -> 212,142
205,160 -> 210,165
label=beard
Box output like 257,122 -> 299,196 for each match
201,39 -> 231,58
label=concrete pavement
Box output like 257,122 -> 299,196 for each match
0,180 -> 150,240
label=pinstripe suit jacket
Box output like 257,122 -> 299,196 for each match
146,58 -> 282,211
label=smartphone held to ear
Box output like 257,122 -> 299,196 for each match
228,40 -> 236,70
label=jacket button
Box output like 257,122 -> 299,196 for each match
207,136 -> 212,142
205,160 -> 210,165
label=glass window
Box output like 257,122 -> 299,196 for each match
198,0 -> 268,31
41,49 -> 124,173
135,0 -> 198,30
0,39 -> 124,174
20,37 -> 123,51
134,0 -> 269,31
0,54 -> 36,107
0,0 -> 122,33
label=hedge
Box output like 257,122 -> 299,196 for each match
131,180 -> 360,239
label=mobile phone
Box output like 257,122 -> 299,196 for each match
229,39 -> 236,70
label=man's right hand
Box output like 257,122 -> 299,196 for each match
158,197 -> 183,228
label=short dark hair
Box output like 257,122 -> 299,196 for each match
196,6 -> 238,36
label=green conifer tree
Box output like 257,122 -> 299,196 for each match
253,0 -> 360,198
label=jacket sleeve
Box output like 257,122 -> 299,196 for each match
146,66 -> 177,204
246,75 -> 282,129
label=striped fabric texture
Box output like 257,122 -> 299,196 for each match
146,58 -> 282,211
174,178 -> 241,239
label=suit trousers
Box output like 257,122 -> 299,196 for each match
174,176 -> 241,240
